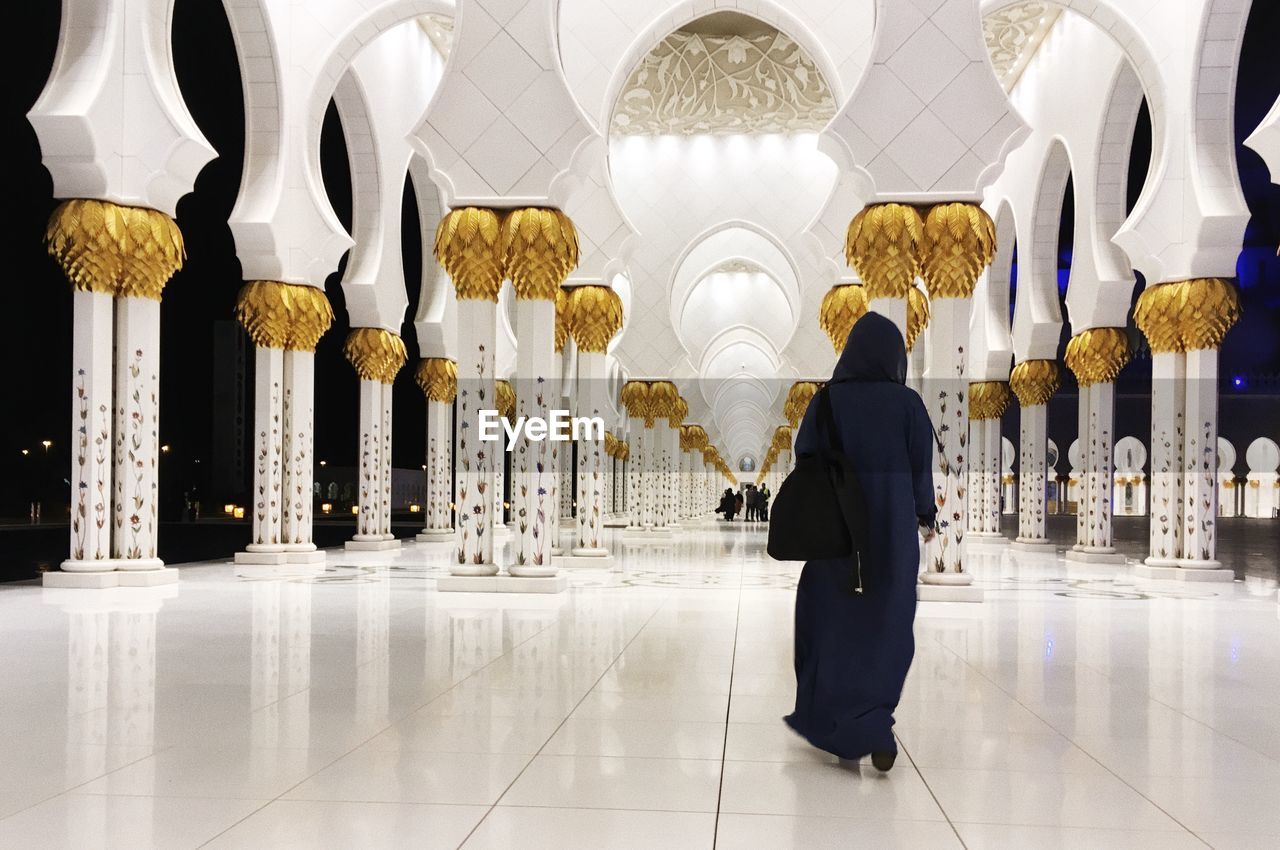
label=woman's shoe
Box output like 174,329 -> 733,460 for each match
871,751 -> 896,772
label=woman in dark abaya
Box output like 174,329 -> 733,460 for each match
783,313 -> 938,772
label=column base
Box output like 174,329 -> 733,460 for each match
436,574 -> 568,594
559,551 -> 615,569
43,567 -> 181,588
234,550 -> 290,566
447,564 -> 500,577
1064,549 -> 1128,565
117,568 -> 179,587
967,533 -> 1009,547
1011,539 -> 1057,552
1132,563 -> 1234,583
416,529 -> 455,543
345,538 -> 402,551
916,577 -> 984,603
603,516 -> 629,528
58,558 -> 123,574
116,557 -> 166,572
1143,556 -> 1181,568
508,565 -> 559,578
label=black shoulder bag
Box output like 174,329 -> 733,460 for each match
766,383 -> 870,592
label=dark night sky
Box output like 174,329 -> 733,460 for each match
3,1 -> 1278,518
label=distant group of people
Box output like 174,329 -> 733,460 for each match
715,483 -> 770,522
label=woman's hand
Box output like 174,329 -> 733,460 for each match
919,519 -> 937,544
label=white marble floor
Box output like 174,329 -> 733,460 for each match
1,523 -> 1278,849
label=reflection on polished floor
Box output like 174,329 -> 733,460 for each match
2,524 -> 1278,850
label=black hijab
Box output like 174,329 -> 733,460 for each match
832,313 -> 907,384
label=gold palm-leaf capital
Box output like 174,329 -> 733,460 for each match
435,207 -> 504,301
567,285 -> 624,353
818,284 -> 868,351
1009,359 -> 1060,407
1177,278 -> 1239,351
920,202 -> 995,299
1065,327 -> 1131,387
415,357 -> 458,403
501,208 -> 579,301
844,203 -> 924,299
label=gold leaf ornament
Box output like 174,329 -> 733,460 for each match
415,357 -> 458,403
568,285 -> 624,353
554,287 -> 570,353
1134,282 -> 1184,354
773,425 -> 792,452
46,199 -> 185,299
784,381 -> 819,428
1009,360 -> 1060,407
845,203 -> 924,300
920,203 -> 996,299
1065,327 -> 1131,387
668,395 -> 688,429
648,381 -> 680,426
501,208 -> 579,301
235,281 -> 334,352
968,381 -> 1011,420
495,379 -> 516,420
343,328 -> 406,384
1178,278 -> 1239,351
621,381 -> 652,426
818,284 -> 868,351
434,207 -> 504,301
907,285 -> 930,352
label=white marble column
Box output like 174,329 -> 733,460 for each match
351,379 -> 383,544
1074,385 -> 1092,551
920,296 -> 979,599
280,350 -> 321,563
417,383 -> 455,542
680,445 -> 693,521
112,296 -> 163,572
379,384 -> 394,540
625,419 -> 647,531
1145,351 -> 1185,566
1181,348 -> 1221,568
654,424 -> 678,533
451,299 -> 499,575
1014,403 -> 1053,550
64,290 -> 115,574
1084,381 -> 1120,557
242,346 -> 286,561
867,296 -> 907,338
967,420 -> 987,535
571,349 -> 611,560
981,418 -> 1004,538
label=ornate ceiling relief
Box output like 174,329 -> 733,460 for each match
612,30 -> 836,136
984,2 -> 1061,91
708,259 -> 766,275
418,14 -> 454,60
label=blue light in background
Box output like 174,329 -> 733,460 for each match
1233,375 -> 1246,389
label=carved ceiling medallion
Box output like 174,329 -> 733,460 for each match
612,29 -> 836,136
983,2 -> 1062,91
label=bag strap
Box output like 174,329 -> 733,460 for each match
814,383 -> 844,453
